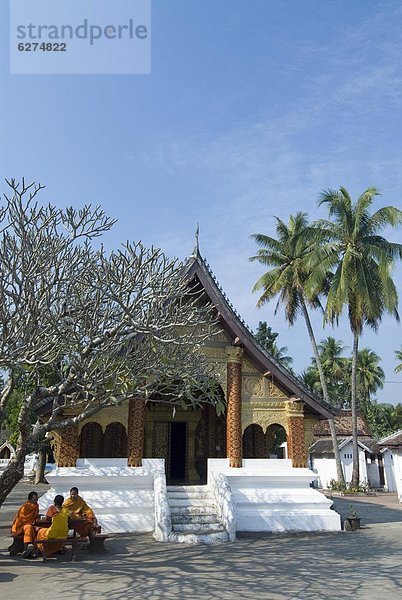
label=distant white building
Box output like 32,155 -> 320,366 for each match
0,441 -> 15,473
309,411 -> 384,489
0,440 -> 14,459
309,436 -> 382,488
379,430 -> 402,502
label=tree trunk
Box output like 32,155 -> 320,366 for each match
0,448 -> 26,506
35,444 -> 47,484
351,332 -> 360,488
300,298 -> 345,485
0,394 -> 34,507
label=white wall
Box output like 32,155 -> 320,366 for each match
340,441 -> 368,485
383,449 -> 397,492
393,450 -> 402,502
310,456 -> 338,489
310,441 -> 373,488
208,459 -> 341,532
40,458 -> 164,533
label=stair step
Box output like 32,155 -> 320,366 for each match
167,486 -> 208,492
170,506 -> 219,516
172,523 -> 224,533
167,491 -> 212,499
166,484 -> 229,544
168,530 -> 229,544
168,499 -> 215,508
171,514 -> 222,525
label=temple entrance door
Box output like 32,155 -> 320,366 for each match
169,422 -> 187,483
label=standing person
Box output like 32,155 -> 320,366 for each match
36,495 -> 69,558
11,491 -> 39,558
63,487 -> 99,537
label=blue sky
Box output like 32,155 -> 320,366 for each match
1,0 -> 402,404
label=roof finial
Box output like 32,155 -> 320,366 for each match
192,222 -> 200,257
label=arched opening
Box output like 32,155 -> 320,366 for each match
0,445 -> 11,459
103,422 -> 127,458
243,424 -> 266,458
79,422 -> 103,458
266,423 -> 287,459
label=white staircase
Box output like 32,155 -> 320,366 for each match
167,485 -> 229,544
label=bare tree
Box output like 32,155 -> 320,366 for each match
0,179 -> 222,505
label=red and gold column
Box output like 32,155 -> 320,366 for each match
286,400 -> 307,468
226,346 -> 243,468
127,398 -> 145,467
54,423 -> 79,467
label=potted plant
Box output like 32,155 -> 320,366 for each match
344,504 -> 361,531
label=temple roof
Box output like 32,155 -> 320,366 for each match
184,250 -> 336,419
313,411 -> 370,437
309,436 -> 380,455
379,429 -> 402,447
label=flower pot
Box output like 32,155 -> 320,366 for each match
344,517 -> 361,531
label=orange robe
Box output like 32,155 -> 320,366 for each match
63,495 -> 96,537
36,509 -> 69,557
11,501 -> 39,544
46,505 -> 59,520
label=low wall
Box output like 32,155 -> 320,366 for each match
40,458 -> 165,534
393,450 -> 402,502
208,458 -> 341,532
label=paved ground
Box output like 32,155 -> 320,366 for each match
1,483 -> 401,600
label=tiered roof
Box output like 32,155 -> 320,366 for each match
185,250 -> 335,419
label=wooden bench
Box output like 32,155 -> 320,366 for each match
34,536 -> 89,562
9,533 -> 109,560
8,535 -> 24,556
87,533 -> 108,554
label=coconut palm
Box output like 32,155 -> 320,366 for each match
390,403 -> 402,430
303,337 -> 349,409
356,348 -> 385,414
394,348 -> 402,373
254,321 -> 293,369
307,187 -> 402,486
250,212 -> 345,484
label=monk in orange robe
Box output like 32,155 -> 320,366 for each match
11,491 -> 39,558
63,487 -> 99,537
36,495 -> 69,558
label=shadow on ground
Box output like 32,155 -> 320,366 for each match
0,484 -> 401,599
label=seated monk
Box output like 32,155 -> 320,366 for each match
11,491 -> 39,558
63,487 -> 99,537
36,495 -> 69,558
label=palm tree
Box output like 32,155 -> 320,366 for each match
250,212 -> 345,484
254,321 -> 294,369
356,348 -> 385,414
303,337 -> 349,409
394,348 -> 402,373
307,187 -> 402,487
390,403 -> 402,430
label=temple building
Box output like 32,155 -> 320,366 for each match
43,248 -> 335,483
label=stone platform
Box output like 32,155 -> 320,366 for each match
40,457 -> 340,537
39,458 -> 164,534
208,459 -> 341,532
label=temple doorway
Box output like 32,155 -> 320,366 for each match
169,422 -> 187,482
